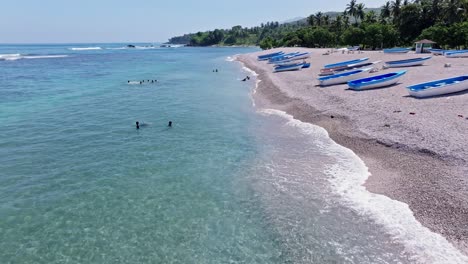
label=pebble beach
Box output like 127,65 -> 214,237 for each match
238,47 -> 468,254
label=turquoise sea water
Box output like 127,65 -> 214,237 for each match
1,44 -> 461,263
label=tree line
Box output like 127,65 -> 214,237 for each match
168,0 -> 468,50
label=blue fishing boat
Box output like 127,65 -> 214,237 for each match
406,75 -> 468,98
348,71 -> 407,90
269,52 -> 309,63
302,63 -> 311,69
427,49 -> 444,55
324,58 -> 368,69
320,61 -> 382,76
383,48 -> 411,54
445,50 -> 468,58
318,68 -> 372,86
385,56 -> 432,67
268,52 -> 300,62
258,51 -> 284,60
274,63 -> 304,72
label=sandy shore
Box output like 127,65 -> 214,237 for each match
238,48 -> 468,254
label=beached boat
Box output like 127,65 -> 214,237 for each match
319,61 -> 381,76
302,63 -> 311,69
385,56 -> 432,67
324,58 -> 368,69
258,51 -> 284,60
268,52 -> 300,63
274,63 -> 304,72
348,71 -> 407,90
270,52 -> 310,63
406,75 -> 468,98
383,48 -> 411,54
445,50 -> 468,58
427,49 -> 444,55
318,68 -> 372,86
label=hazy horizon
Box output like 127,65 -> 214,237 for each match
1,0 -> 386,44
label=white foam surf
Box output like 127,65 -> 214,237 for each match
226,55 -> 238,62
0,54 -> 69,61
69,47 -> 102,51
22,55 -> 69,59
259,108 -> 468,264
0,54 -> 22,60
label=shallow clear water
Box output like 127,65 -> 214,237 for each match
0,44 -> 457,263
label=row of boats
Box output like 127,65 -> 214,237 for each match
258,51 -> 312,72
383,47 -> 468,58
257,51 -> 468,98
427,49 -> 468,58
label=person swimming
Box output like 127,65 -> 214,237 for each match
136,121 -> 140,129
168,121 -> 172,127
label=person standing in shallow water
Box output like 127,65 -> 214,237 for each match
136,121 -> 140,129
168,121 -> 172,127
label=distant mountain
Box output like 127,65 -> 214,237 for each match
281,17 -> 306,24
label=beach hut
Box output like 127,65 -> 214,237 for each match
415,39 -> 436,54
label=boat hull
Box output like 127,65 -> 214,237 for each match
324,58 -> 368,69
445,51 -> 468,58
385,56 -> 432,67
348,71 -> 407,90
274,64 -> 303,72
384,48 -> 411,54
319,68 -> 372,86
407,76 -> 468,98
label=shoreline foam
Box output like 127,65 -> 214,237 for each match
236,48 -> 468,259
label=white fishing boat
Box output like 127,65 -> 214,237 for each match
274,63 -> 303,72
445,50 -> 468,58
348,71 -> 407,90
384,56 -> 432,67
383,48 -> 411,54
406,75 -> 468,98
318,68 -> 372,86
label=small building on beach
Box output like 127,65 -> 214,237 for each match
415,39 -> 437,53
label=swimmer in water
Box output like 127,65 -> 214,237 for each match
168,121 -> 172,127
136,121 -> 140,129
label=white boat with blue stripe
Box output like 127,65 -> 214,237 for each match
384,48 -> 411,54
385,56 -> 432,67
318,68 -> 372,86
324,58 -> 368,69
258,51 -> 284,60
274,63 -> 304,72
445,50 -> 468,58
268,52 -> 300,62
348,71 -> 407,90
406,75 -> 468,98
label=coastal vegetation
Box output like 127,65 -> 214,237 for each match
168,0 -> 468,49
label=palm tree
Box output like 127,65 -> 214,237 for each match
345,0 -> 358,22
315,12 -> 324,26
343,15 -> 351,29
364,10 -> 378,23
381,1 -> 392,22
391,0 -> 402,24
323,15 -> 330,26
356,3 -> 366,22
333,15 -> 344,32
307,14 -> 315,26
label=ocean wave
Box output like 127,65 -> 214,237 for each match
106,47 -> 128,50
0,54 -> 69,61
226,55 -> 238,62
258,108 -> 468,264
69,47 -> 102,51
23,55 -> 69,59
0,53 -> 21,60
